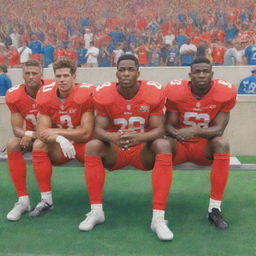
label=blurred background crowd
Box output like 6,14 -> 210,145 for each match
0,0 -> 256,68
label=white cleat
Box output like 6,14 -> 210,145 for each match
79,210 -> 105,231
151,218 -> 174,241
6,202 -> 31,221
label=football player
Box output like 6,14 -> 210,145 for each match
165,57 -> 237,230
5,59 -> 50,221
29,57 -> 94,217
79,54 -> 174,241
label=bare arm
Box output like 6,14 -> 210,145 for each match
165,111 -> 230,141
10,112 -> 36,147
38,112 -> 94,143
94,115 -> 124,147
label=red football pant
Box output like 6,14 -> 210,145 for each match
210,153 -> 230,200
7,152 -> 27,196
152,154 -> 173,210
32,150 -> 52,192
84,156 -> 105,204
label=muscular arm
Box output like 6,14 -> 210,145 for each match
37,112 -> 94,143
94,115 -> 123,146
165,111 -> 230,141
10,112 -> 36,147
11,112 -> 27,138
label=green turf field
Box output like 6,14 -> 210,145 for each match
1,162 -> 256,256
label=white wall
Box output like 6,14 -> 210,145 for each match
7,65 -> 255,87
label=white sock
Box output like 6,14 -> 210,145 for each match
208,198 -> 222,212
18,195 -> 30,205
41,191 -> 53,205
152,209 -> 165,222
91,204 -> 103,212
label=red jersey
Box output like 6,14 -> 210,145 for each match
211,47 -> 225,63
36,83 -> 93,129
5,81 -> 46,131
165,79 -> 237,141
93,80 -> 165,133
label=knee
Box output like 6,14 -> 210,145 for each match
150,138 -> 172,154
209,136 -> 229,153
32,139 -> 48,151
86,139 -> 106,156
6,137 -> 22,153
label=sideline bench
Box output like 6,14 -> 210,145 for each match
0,152 -> 255,170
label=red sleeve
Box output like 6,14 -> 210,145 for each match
6,101 -> 19,113
94,99 -> 108,116
150,96 -> 165,115
221,96 -> 237,112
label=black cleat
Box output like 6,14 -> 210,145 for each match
208,208 -> 228,230
29,200 -> 53,217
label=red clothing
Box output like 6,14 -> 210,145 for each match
211,47 -> 225,63
8,50 -> 20,66
65,49 -> 77,62
165,79 -> 237,143
136,46 -> 148,65
5,83 -> 44,130
94,80 -> 165,134
54,48 -> 66,61
36,83 -> 93,129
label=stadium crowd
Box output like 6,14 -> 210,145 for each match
0,0 -> 256,67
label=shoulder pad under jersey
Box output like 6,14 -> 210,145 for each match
72,83 -> 94,104
165,80 -> 189,102
5,84 -> 25,104
212,79 -> 237,102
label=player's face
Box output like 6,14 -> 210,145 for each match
189,63 -> 213,90
55,68 -> 76,95
116,59 -> 140,88
23,66 -> 42,89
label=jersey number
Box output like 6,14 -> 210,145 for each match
58,115 -> 74,128
183,112 -> 210,128
25,114 -> 37,127
114,117 -> 145,132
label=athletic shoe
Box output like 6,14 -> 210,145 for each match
79,210 -> 105,231
151,218 -> 174,241
208,208 -> 228,230
29,200 -> 53,217
6,202 -> 31,221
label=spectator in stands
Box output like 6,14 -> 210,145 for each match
41,38 -> 55,68
243,37 -> 256,65
112,43 -> 124,67
238,67 -> 256,94
86,41 -> 99,67
166,42 -> 180,66
18,41 -> 32,65
179,38 -> 197,66
135,42 -> 149,66
223,40 -> 237,65
0,63 -> 12,96
211,39 -> 225,65
28,34 -> 42,62
84,28 -> 93,49
76,41 -> 88,67
175,28 -> 188,47
148,42 -> 162,66
7,45 -> 19,68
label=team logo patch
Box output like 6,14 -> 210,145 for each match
140,105 -> 149,112
196,102 -> 200,108
60,105 -> 65,110
126,105 -> 131,110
